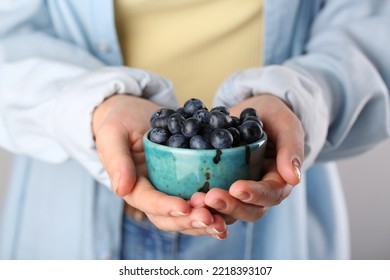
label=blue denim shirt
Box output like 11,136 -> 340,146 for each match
1,0 -> 389,259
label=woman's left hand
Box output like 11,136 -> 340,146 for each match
190,94 -> 304,224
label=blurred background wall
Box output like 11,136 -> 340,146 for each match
1,140 -> 389,259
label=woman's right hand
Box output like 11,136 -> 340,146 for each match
92,94 -> 228,239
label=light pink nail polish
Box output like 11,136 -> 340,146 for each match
292,158 -> 301,182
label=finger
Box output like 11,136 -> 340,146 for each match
123,177 -> 191,217
95,122 -> 137,197
146,207 -> 215,232
190,193 -> 237,225
204,188 -> 268,222
180,214 -> 229,239
230,161 -> 293,207
190,192 -> 237,225
189,192 -> 207,208
230,180 -> 293,207
205,214 -> 228,238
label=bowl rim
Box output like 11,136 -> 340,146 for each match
143,129 -> 267,155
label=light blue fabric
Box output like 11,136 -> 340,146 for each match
1,0 -> 389,259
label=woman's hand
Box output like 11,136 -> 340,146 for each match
192,94 -> 304,224
92,94 -> 228,239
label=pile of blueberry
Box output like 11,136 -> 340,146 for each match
148,98 -> 264,149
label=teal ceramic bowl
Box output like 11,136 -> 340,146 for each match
143,131 -> 267,199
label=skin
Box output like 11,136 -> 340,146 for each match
92,94 -> 304,240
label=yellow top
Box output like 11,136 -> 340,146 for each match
115,0 -> 263,108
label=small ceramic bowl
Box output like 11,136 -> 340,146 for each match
143,131 -> 267,199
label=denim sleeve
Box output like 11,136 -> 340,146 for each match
285,0 -> 390,162
0,0 -> 177,187
214,0 -> 390,167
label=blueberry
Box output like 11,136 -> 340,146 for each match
176,107 -> 190,118
227,127 -> 241,147
167,112 -> 185,134
150,108 -> 175,128
209,111 -> 231,129
200,124 -> 213,138
183,98 -> 206,116
190,135 -> 212,149
210,106 -> 230,115
181,117 -> 201,138
242,115 -> 260,124
225,115 -> 233,127
210,129 -> 233,149
239,107 -> 258,122
238,120 -> 263,144
231,116 -> 240,127
166,134 -> 189,148
242,115 -> 263,129
193,108 -> 210,124
148,128 -> 171,144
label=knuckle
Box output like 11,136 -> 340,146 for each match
274,191 -> 285,205
274,185 -> 292,206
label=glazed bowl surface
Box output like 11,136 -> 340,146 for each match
143,131 -> 267,199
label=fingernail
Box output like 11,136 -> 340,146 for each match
209,199 -> 226,211
292,158 -> 301,182
212,235 -> 224,240
170,210 -> 188,217
232,191 -> 250,202
191,221 -> 208,228
206,227 -> 224,235
112,171 -> 121,194
212,229 -> 228,240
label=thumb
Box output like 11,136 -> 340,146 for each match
267,114 -> 304,186
95,123 -> 137,197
